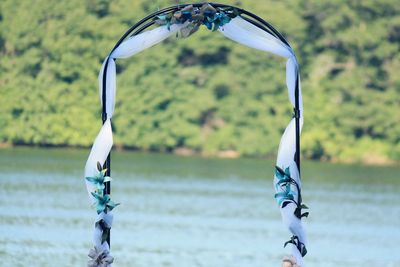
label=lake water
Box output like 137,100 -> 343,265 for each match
0,148 -> 399,267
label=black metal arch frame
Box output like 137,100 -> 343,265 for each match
100,2 -> 301,247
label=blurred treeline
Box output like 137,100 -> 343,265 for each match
0,0 -> 399,164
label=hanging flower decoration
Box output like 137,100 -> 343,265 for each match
91,192 -> 120,215
274,166 -> 309,219
274,182 -> 296,206
88,247 -> 114,267
155,4 -> 239,38
86,162 -> 112,191
86,162 -> 120,215
86,161 -> 118,265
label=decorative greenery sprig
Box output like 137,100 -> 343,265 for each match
274,166 -> 309,219
155,4 -> 239,38
284,235 -> 307,257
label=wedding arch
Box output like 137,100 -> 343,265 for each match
84,3 -> 308,267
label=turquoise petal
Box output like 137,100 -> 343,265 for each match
91,191 -> 101,200
284,167 -> 291,177
85,177 -> 98,183
96,203 -> 106,214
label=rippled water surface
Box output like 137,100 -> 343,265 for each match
0,148 -> 399,267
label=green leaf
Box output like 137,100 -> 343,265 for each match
301,246 -> 308,257
284,236 -> 295,248
97,162 -> 102,172
294,206 -> 302,219
95,219 -> 111,244
106,200 -> 120,212
301,204 -> 309,209
101,227 -> 110,244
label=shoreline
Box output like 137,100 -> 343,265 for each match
0,143 -> 397,167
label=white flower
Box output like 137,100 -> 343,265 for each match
88,247 -> 114,267
282,255 -> 300,267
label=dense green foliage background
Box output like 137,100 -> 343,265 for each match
0,0 -> 399,164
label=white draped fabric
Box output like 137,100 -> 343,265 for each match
219,17 -> 293,58
98,24 -> 184,118
221,17 -> 306,265
84,119 -> 113,204
85,15 -> 306,267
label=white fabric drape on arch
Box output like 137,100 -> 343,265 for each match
85,23 -> 185,264
220,17 -> 306,266
85,16 -> 306,266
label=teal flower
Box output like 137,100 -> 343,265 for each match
275,166 -> 297,207
274,184 -> 296,207
91,192 -> 120,214
275,165 -> 309,219
154,4 -> 238,37
210,12 -> 231,31
156,13 -> 175,30
203,18 -> 213,31
86,162 -> 111,192
275,166 -> 293,189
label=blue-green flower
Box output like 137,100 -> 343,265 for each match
274,166 -> 296,206
275,166 -> 293,189
85,162 -> 111,192
155,4 -> 237,37
275,165 -> 309,219
210,13 -> 232,31
274,185 -> 295,206
91,192 -> 120,214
